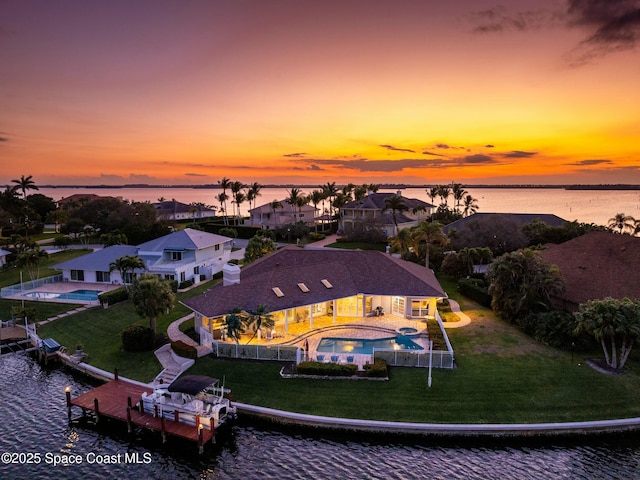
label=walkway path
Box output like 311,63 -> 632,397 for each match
442,299 -> 471,329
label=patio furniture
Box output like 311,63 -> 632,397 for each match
330,355 -> 339,363
346,355 -> 354,363
316,355 -> 325,362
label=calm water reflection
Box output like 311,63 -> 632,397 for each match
1,354 -> 639,479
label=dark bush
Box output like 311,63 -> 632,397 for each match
99,287 -> 128,307
295,361 -> 358,376
168,279 -> 179,293
457,278 -> 492,308
179,279 -> 194,290
363,358 -> 388,377
218,227 -> 238,238
517,311 -> 593,351
121,325 -> 155,352
171,340 -> 198,359
201,222 -> 262,239
307,232 -> 326,242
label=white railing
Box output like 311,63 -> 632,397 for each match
0,275 -> 64,298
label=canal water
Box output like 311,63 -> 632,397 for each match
1,354 -> 640,479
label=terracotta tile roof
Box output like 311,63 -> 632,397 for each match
181,246 -> 447,317
540,231 -> 640,307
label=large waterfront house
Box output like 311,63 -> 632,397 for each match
339,191 -> 434,237
153,200 -> 217,222
540,231 -> 640,311
248,200 -> 317,229
53,228 -> 233,285
181,246 -> 447,348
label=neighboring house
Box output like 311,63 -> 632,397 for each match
540,231 -> 640,311
53,228 -> 233,285
248,200 -> 317,229
153,200 -> 217,221
339,191 -> 434,237
56,193 -> 112,209
442,213 -> 567,235
181,246 -> 447,346
0,248 -> 10,267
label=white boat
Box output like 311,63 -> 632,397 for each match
139,375 -> 236,430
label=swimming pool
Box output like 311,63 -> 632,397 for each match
23,289 -> 102,301
316,335 -> 424,354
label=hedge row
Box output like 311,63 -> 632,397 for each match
171,340 -> 198,359
99,287 -> 128,306
295,361 -> 358,376
201,222 -> 262,239
457,278 -> 492,308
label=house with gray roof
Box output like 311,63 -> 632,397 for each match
248,200 -> 317,229
53,228 -> 233,286
339,191 -> 434,237
153,200 -> 216,221
182,246 -> 447,347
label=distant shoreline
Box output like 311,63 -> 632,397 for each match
19,183 -> 640,191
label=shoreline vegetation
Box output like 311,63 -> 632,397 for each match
18,183 -> 640,190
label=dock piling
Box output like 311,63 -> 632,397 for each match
93,398 -> 100,423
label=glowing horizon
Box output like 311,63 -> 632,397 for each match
1,1 -> 639,186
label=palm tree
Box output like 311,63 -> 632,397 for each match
216,192 -> 229,224
223,307 -> 247,345
247,182 -> 262,212
608,213 -> 636,235
269,199 -> 283,227
389,227 -> 414,256
233,191 -> 246,225
414,221 -> 447,269
322,182 -> 339,221
462,194 -> 479,217
437,184 -> 451,207
308,190 -> 324,233
11,175 -> 39,199
245,304 -> 274,344
15,247 -> 48,281
427,186 -> 439,205
109,255 -> 146,289
218,177 -> 232,225
286,188 -> 303,222
129,273 -> 176,334
230,181 -> 244,221
452,183 -> 466,213
383,194 -> 409,236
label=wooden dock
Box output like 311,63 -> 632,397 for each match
69,378 -> 214,450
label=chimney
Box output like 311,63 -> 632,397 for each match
222,263 -> 241,286
396,190 -> 402,197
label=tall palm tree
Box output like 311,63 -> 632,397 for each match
452,183 -> 466,213
414,221 -> 447,269
216,192 -> 229,224
608,213 -> 636,235
322,182 -> 338,221
462,194 -> 479,217
223,307 -> 247,347
308,190 -> 324,233
247,182 -> 262,212
218,177 -> 232,225
233,191 -> 246,225
245,304 -> 274,344
230,181 -> 244,222
286,188 -> 303,222
11,175 -> 39,199
383,194 -> 409,236
427,186 -> 439,205
269,199 -> 283,227
437,184 -> 451,207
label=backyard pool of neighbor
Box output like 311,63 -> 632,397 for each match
23,289 -> 102,302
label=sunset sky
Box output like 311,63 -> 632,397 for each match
1,0 -> 639,186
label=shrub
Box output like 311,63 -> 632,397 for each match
99,287 -> 128,307
121,325 -> 155,352
295,361 -> 358,376
363,358 -> 388,377
218,227 -> 238,238
171,340 -> 198,359
307,232 -> 326,242
168,279 -> 179,293
179,279 -> 194,290
457,278 -> 492,308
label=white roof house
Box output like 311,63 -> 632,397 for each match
53,228 -> 233,286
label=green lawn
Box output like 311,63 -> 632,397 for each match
0,248 -> 91,288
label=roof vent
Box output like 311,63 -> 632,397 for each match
298,283 -> 309,293
321,279 -> 333,289
272,287 -> 284,297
